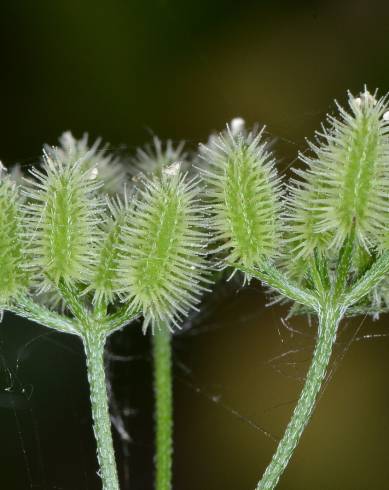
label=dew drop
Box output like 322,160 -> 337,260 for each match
89,167 -> 99,179
163,161 -> 181,176
230,117 -> 245,135
0,161 -> 7,179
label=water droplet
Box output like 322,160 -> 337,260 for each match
230,117 -> 245,135
163,161 -> 181,176
0,161 -> 7,179
89,167 -> 99,179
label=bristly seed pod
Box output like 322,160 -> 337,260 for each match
117,166 -> 210,332
24,153 -> 102,289
45,131 -> 127,196
0,170 -> 28,303
200,126 -> 283,272
88,195 -> 131,305
287,88 -> 389,257
129,136 -> 189,181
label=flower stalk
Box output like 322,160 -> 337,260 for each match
84,329 -> 120,490
255,245 -> 389,489
152,326 -> 173,490
257,298 -> 344,489
201,92 -> 389,489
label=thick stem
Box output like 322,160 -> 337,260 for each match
256,302 -> 344,490
84,331 -> 120,490
152,327 -> 173,490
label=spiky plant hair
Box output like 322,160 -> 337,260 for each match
0,169 -> 28,303
87,195 -> 132,305
45,131 -> 127,196
200,125 -> 283,273
117,166 -> 210,332
287,88 -> 389,258
24,151 -> 103,290
129,136 -> 189,180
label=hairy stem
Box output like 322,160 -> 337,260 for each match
2,295 -> 78,335
237,262 -> 319,310
104,304 -> 141,334
256,301 -> 344,490
84,330 -> 120,490
57,280 -> 90,325
343,250 -> 389,307
152,326 -> 173,490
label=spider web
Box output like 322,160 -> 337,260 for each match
2,270 -> 388,489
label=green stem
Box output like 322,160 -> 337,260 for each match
2,295 -> 79,335
84,330 -> 120,490
104,304 -> 141,334
343,250 -> 389,307
257,301 -> 344,490
236,262 -> 319,310
4,290 -> 133,490
152,326 -> 173,490
57,280 -> 90,325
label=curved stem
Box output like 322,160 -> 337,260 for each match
343,250 -> 389,307
3,295 -> 79,335
236,262 -> 319,310
105,304 -> 141,334
152,326 -> 173,490
4,291 -> 127,490
257,302 -> 344,490
84,330 -> 120,490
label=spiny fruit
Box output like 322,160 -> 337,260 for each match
88,196 -> 131,305
130,136 -> 189,180
200,125 -> 283,272
287,88 -> 389,258
46,131 -> 127,195
0,168 -> 28,303
117,166 -> 210,332
24,152 -> 102,289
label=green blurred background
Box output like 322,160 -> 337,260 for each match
2,0 -> 389,488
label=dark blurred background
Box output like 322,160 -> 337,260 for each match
2,0 -> 389,489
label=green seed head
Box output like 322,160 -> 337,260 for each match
130,136 -> 189,181
25,152 -> 103,289
287,88 -> 389,257
88,196 -> 131,305
200,125 -> 283,272
0,166 -> 28,303
46,131 -> 127,196
117,166 -> 210,332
